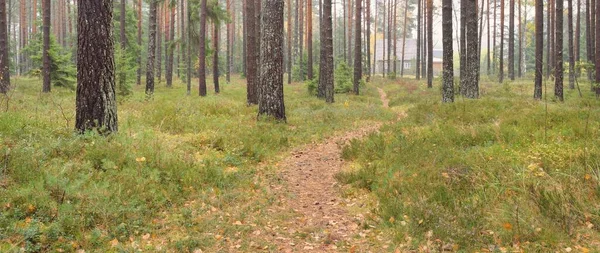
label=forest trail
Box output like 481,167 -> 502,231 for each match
260,88 -> 396,252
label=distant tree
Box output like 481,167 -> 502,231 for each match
145,0 -> 157,96
137,0 -> 142,85
568,0 -> 574,89
400,0 -> 408,77
319,0 -> 334,103
555,0 -> 563,101
307,0 -> 313,80
499,0 -> 504,83
258,0 -> 286,121
42,0 -> 51,92
427,0 -> 432,88
199,0 -> 207,96
75,0 -> 118,134
442,0 -> 453,103
534,0 -> 543,100
0,0 -> 9,93
353,0 -> 361,94
416,0 -> 421,79
508,0 -> 514,80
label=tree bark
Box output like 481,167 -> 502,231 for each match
596,0 -> 600,87
157,4 -> 163,83
353,0 -> 361,94
245,0 -> 257,104
213,21 -> 220,94
499,0 -> 504,83
320,0 -> 334,102
348,0 -> 353,67
166,6 -> 175,87
392,0 -> 397,78
42,0 -> 50,92
466,0 -> 479,98
366,0 -> 371,81
75,0 -> 118,134
0,0 -> 9,93
534,0 -> 543,99
287,0 -> 292,83
137,0 -> 143,85
555,0 -> 564,101
518,0 -> 522,78
427,0 -> 433,88
145,0 -> 157,95
416,0 -> 421,79
508,0 -> 514,80
307,0 -> 313,80
487,0 -> 491,75
460,0 -> 466,90
568,0 -> 575,89
442,0 -> 453,102
227,0 -> 231,83
299,0 -> 304,80
199,0 -> 207,96
258,0 -> 286,121
400,0 -> 408,77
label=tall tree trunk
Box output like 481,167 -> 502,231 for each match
534,0 -> 543,99
146,0 -> 157,95
493,0 -> 496,73
213,21 -> 220,93
422,0 -> 427,78
595,0 -> 600,89
373,0 -> 378,75
392,0 -> 397,78
287,0 -> 292,83
75,0 -> 118,134
568,0 -> 575,89
548,0 -> 554,78
187,0 -> 192,94
320,0 -> 334,102
258,0 -> 286,120
508,0 -> 514,80
442,0 -> 453,102
255,0 -> 261,91
487,0 -> 491,75
499,0 -> 504,83
166,5 -> 175,87
120,0 -> 127,47
416,0 -> 421,79
382,0 -> 386,76
387,0 -> 391,76
555,0 -> 564,101
460,0 -> 466,90
156,4 -> 163,83
199,0 -> 207,96
586,0 -> 592,81
32,0 -> 37,34
307,0 -> 313,80
0,0 -> 9,93
576,0 -> 581,66
427,0 -> 432,88
366,0 -> 371,81
466,0 -> 480,98
298,0 -> 304,80
226,0 -> 231,83
400,0 -> 408,77
518,0 -> 522,78
353,0 -> 361,94
348,0 -> 353,66
42,0 -> 50,92
245,0 -> 257,104
19,0 -> 27,76
137,0 -> 142,85
242,0 -> 247,77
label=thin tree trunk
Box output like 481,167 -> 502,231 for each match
353,0 -> 362,94
499,0 -> 504,83
214,21 -> 220,93
137,0 -> 142,85
442,0 -> 453,102
258,0 -> 286,121
534,0 -> 543,99
366,0 -> 371,81
32,0 -> 37,34
427,0 -> 432,88
307,0 -> 313,80
555,0 -> 564,101
19,0 -> 27,76
227,0 -> 231,83
387,0 -> 391,76
157,3 -> 163,83
508,0 -> 514,80
187,0 -> 192,94
400,0 -> 407,77
487,0 -> 491,75
42,0 -> 50,92
0,0 -> 9,93
460,0 -> 466,90
245,0 -> 257,104
586,0 -> 592,81
518,0 -> 522,78
576,0 -> 581,65
287,0 -> 292,83
146,0 -> 157,96
392,0 -> 397,78
298,0 -> 304,80
320,0 -> 334,102
548,0 -> 553,78
416,0 -> 421,79
595,0 -> 600,88
199,0 -> 207,96
166,5 -> 175,87
568,0 -> 575,89
75,0 -> 118,134
348,0 -> 353,66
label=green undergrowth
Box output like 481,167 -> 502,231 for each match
0,76 -> 393,252
339,77 -> 600,251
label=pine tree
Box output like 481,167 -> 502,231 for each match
353,0 -> 361,94
499,0 -> 504,83
199,0 -> 208,96
75,0 -> 118,134
555,0 -> 564,101
568,0 -> 575,89
320,0 -> 334,102
534,0 -> 543,99
245,0 -> 257,104
427,0 -> 432,88
442,0 -> 453,102
0,0 -> 9,93
42,0 -> 50,92
145,0 -> 157,95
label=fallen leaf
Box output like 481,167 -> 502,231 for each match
110,239 -> 119,248
503,223 -> 513,230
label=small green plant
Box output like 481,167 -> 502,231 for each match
23,34 -> 76,89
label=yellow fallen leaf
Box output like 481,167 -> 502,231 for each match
135,157 -> 146,162
110,239 -> 119,247
585,174 -> 592,180
388,217 -> 395,224
503,223 -> 513,230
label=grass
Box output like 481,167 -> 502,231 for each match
0,76 -> 393,252
338,76 -> 600,251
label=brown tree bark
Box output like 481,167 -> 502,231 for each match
576,0 -> 581,65
416,0 -> 421,79
0,0 -> 9,93
348,0 -> 353,66
32,0 -> 37,34
319,0 -> 334,102
166,5 -> 175,87
307,0 -> 313,80
596,0 -> 600,89
568,0 -> 575,89
258,0 -> 286,121
145,0 -> 157,95
42,0 -> 50,92
245,0 -> 257,104
213,21 -> 220,93
392,0 -> 397,78
487,0 -> 491,75
499,0 -> 504,83
508,0 -> 514,80
75,0 -> 118,134
460,0 -> 466,89
199,0 -> 207,96
227,0 -> 231,83
518,0 -> 522,78
353,0 -> 362,94
442,0 -> 453,102
466,0 -> 479,97
287,0 -> 292,84
137,0 -> 143,85
400,0 -> 408,77
366,0 -> 371,81
19,0 -> 27,76
427,0 -> 432,88
555,0 -> 564,101
534,0 -> 543,99
156,3 -> 163,83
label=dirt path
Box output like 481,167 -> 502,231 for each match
260,88 -> 395,252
